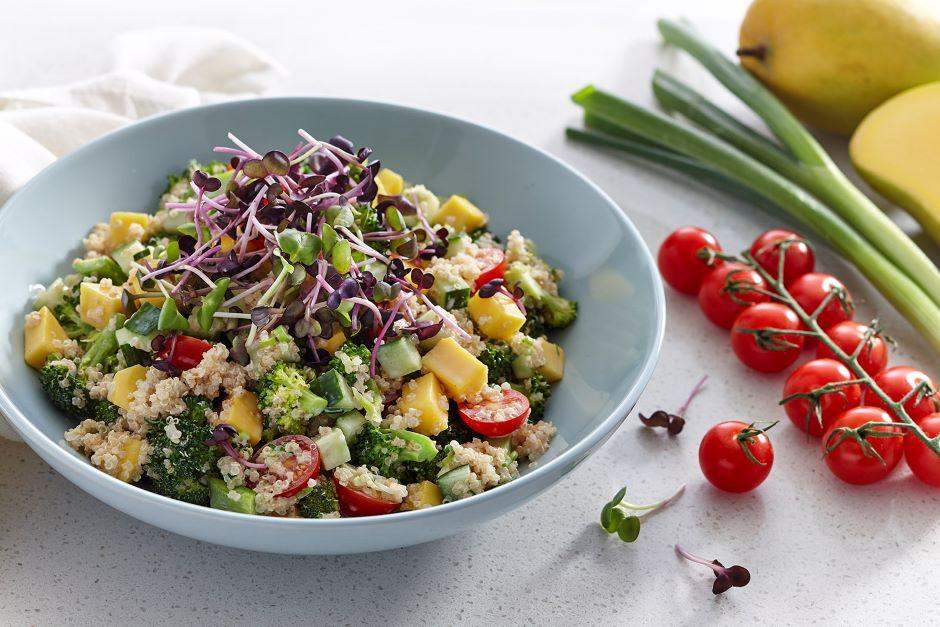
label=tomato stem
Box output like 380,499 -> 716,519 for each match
736,421 -> 778,466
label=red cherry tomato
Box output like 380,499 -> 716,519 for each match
698,263 -> 769,329
246,237 -> 267,253
816,321 -> 889,376
730,303 -> 804,373
334,478 -> 400,516
864,366 -> 939,425
822,407 -> 903,485
782,359 -> 862,437
657,227 -> 723,295
698,421 -> 774,493
156,334 -> 213,371
475,248 -> 506,290
788,273 -> 854,329
249,435 -> 320,497
749,229 -> 814,285
458,389 -> 531,438
904,413 -> 940,488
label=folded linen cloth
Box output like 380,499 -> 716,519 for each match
0,28 -> 286,440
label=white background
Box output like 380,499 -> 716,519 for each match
1,1 -> 937,624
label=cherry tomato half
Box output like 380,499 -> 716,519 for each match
475,248 -> 506,290
788,273 -> 854,330
699,421 -> 774,493
816,321 -> 889,376
156,334 -> 213,371
730,303 -> 804,373
334,479 -> 400,516
698,263 -> 769,329
782,359 -> 862,437
822,407 -> 903,485
657,226 -> 723,295
458,389 -> 531,438
904,413 -> 940,488
249,435 -> 320,497
864,366 -> 939,425
749,229 -> 814,285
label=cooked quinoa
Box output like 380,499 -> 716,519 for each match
26,129 -> 576,518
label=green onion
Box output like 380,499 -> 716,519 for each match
655,19 -> 940,308
569,85 -> 940,353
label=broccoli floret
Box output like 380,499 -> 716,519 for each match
433,406 -> 477,446
39,359 -> 90,418
145,396 -> 217,505
328,341 -> 372,383
350,424 -> 439,484
478,342 -> 513,384
297,478 -> 340,518
256,362 -> 326,434
468,226 -> 496,243
541,294 -> 578,329
521,311 -> 547,338
53,294 -> 93,339
520,373 -> 552,422
93,400 -> 122,422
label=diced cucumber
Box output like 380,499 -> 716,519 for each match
446,233 -> 469,258
315,428 -> 352,470
430,275 -> 470,310
486,435 -> 512,451
209,477 -> 256,514
315,368 -> 357,411
376,337 -> 422,379
512,354 -> 535,379
115,327 -> 155,350
416,311 -> 447,351
123,302 -> 161,336
72,257 -> 127,284
111,241 -> 146,275
504,263 -> 546,303
437,464 -> 472,501
335,411 -> 367,444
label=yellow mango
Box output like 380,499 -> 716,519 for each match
537,338 -> 564,383
112,436 -> 145,482
126,268 -> 166,308
79,281 -> 125,330
24,307 -> 70,368
398,372 -> 449,436
108,211 -> 152,248
220,234 -> 236,254
218,390 -> 263,445
435,195 -> 487,232
467,291 -> 526,341
316,328 -> 347,354
108,365 -> 148,411
421,337 -> 487,401
375,168 -> 404,196
401,480 -> 444,510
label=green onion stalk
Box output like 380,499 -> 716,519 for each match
565,21 -> 940,355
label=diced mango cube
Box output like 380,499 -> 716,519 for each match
400,480 -> 444,511
467,292 -> 526,341
435,195 -> 487,232
126,268 -> 166,308
108,365 -> 148,411
537,338 -> 564,383
24,307 -> 69,368
79,281 -> 125,330
398,372 -> 449,436
375,168 -> 404,196
316,328 -> 347,354
218,390 -> 263,445
220,234 -> 236,254
113,436 -> 145,482
107,211 -> 152,248
421,337 -> 487,401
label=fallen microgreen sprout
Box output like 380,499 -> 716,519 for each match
638,375 -> 707,435
600,484 -> 685,542
675,544 -> 751,595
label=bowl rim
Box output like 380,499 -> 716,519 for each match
0,95 -> 665,529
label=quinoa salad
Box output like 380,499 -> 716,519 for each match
23,130 -> 576,518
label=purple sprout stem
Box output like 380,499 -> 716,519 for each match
675,545 -> 723,574
675,375 -> 708,417
370,297 -> 406,377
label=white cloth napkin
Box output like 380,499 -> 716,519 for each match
0,28 -> 286,441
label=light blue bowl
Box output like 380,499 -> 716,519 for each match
0,98 -> 664,554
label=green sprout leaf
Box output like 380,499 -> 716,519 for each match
599,484 -> 685,544
276,228 -> 322,265
158,298 -> 189,332
195,278 -> 230,332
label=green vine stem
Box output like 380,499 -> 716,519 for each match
722,247 -> 940,457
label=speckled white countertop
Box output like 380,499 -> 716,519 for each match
1,1 -> 937,623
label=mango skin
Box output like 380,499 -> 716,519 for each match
738,0 -> 940,136
850,81 -> 940,246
